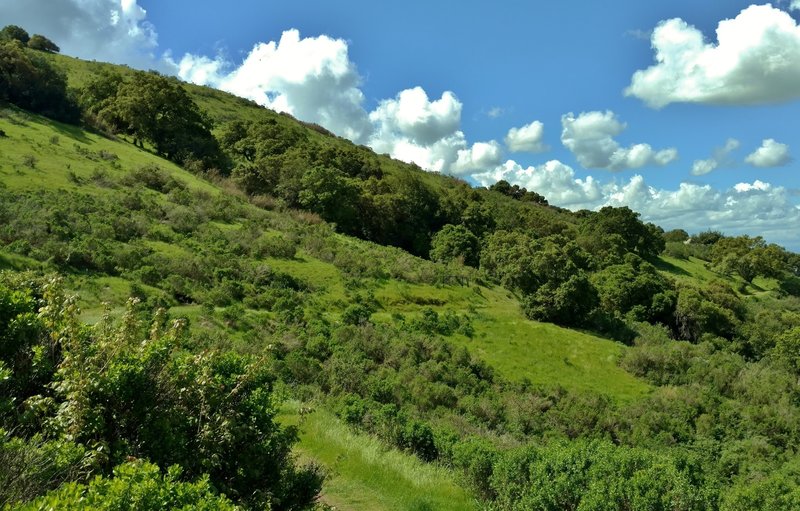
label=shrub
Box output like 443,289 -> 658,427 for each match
253,232 -> 297,259
12,461 -> 237,511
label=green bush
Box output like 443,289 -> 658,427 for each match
11,461 -> 237,511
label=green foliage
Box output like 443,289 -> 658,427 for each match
522,271 -> 598,326
429,224 -> 479,267
710,236 -> 787,283
721,472 -> 800,511
0,276 -> 321,510
579,206 -> 665,261
489,440 -> 712,511
0,432 -> 89,507
79,71 -> 223,169
5,50 -> 800,510
298,166 -> 360,231
664,229 -> 690,243
0,42 -> 79,122
0,26 -> 30,45
27,34 -> 59,53
591,255 -> 677,324
664,241 -> 691,260
481,231 -> 600,326
774,327 -> 800,373
675,283 -> 744,342
692,230 -> 724,246
11,461 -> 237,511
489,179 -> 548,205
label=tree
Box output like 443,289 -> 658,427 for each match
460,201 -> 496,238
710,236 -> 787,283
27,35 -> 59,53
0,25 -> 29,45
580,206 -> 664,260
430,224 -> 480,267
490,179 -> 548,204
0,42 -> 79,123
675,283 -> 744,342
298,166 -> 360,231
591,254 -> 677,324
664,228 -> 690,243
85,71 -> 223,169
15,461 -> 238,511
522,271 -> 599,326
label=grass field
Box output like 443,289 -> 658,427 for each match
264,251 -> 651,401
279,401 -> 477,511
657,255 -> 780,296
0,106 -> 218,197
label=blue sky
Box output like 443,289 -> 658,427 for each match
2,0 -> 799,249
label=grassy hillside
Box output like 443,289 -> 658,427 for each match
0,104 -> 650,508
0,105 -> 647,401
279,402 -> 477,511
5,46 -> 800,511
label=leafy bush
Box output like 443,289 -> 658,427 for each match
253,231 -> 297,259
11,461 -> 237,511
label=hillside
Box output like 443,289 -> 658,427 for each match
0,104 -> 645,509
2,40 -> 800,511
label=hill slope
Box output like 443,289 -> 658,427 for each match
3,44 -> 800,511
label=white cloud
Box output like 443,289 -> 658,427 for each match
177,33 -> 504,175
745,138 -> 792,167
366,87 -> 473,172
177,29 -> 372,143
627,4 -> 800,108
793,0 -> 800,11
473,159 -> 603,209
734,180 -> 771,192
473,159 -> 800,249
0,0 -> 163,70
368,87 -> 461,146
451,141 -> 504,175
690,138 -> 740,176
560,111 -> 678,171
487,107 -> 504,118
505,121 -> 548,153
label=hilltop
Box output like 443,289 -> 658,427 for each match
2,35 -> 800,510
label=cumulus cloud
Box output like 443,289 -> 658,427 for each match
745,138 -> 792,167
609,177 -> 800,248
627,4 -> 800,108
691,138 -> 740,176
0,0 -> 163,70
472,158 -> 800,249
505,121 -> 548,153
451,141 -> 504,175
560,111 -> 678,171
176,29 -> 372,142
473,160 -> 603,209
368,87 -> 461,147
366,87 -> 473,172
177,32 -> 506,174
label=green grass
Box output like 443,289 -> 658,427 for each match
0,106 -> 218,197
373,281 -> 651,401
0,249 -> 44,271
468,287 -> 649,401
657,255 -> 780,296
656,255 -> 725,284
265,251 -> 349,305
0,102 -> 650,402
279,402 -> 477,511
